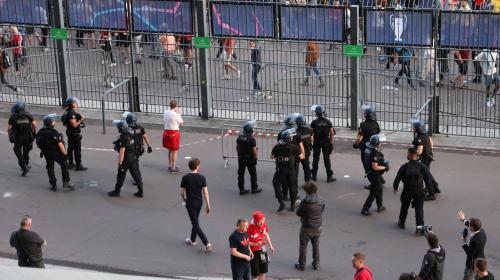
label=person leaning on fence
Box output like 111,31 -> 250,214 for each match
452,49 -> 470,89
99,31 -> 116,66
10,215 -> 47,268
301,41 -> 325,88
9,26 -> 24,72
393,47 -> 417,90
0,47 -> 23,93
474,49 -> 499,105
163,100 -> 184,173
159,33 -> 178,80
222,37 -> 240,80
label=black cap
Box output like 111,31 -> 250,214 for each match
408,147 -> 418,155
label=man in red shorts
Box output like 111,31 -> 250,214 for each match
163,100 -> 183,173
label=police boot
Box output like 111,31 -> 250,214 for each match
107,191 -> 120,197
311,173 -> 317,181
21,169 -> 29,177
377,206 -> 386,213
424,195 -> 436,201
326,176 -> 336,183
134,191 -> 144,198
397,219 -> 405,229
68,162 -> 75,170
75,164 -> 88,171
277,201 -> 285,213
361,209 -> 372,216
62,181 -> 75,190
289,201 -> 296,212
50,183 -> 57,192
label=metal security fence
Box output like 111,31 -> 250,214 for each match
0,0 -> 499,138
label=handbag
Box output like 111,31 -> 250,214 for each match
260,246 -> 270,264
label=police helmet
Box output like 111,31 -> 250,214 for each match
311,105 -> 325,117
242,120 -> 256,135
279,128 -> 296,144
65,96 -> 80,107
366,134 -> 381,148
11,101 -> 26,114
362,105 -> 376,121
412,119 -> 425,133
284,115 -> 296,129
125,112 -> 138,126
43,114 -> 57,128
295,114 -> 307,128
113,120 -> 128,133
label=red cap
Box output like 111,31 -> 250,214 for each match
253,210 -> 265,222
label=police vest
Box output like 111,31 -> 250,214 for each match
121,132 -> 138,158
36,128 -> 64,158
275,144 -> 295,169
12,114 -> 33,141
360,120 -> 380,144
131,126 -> 145,156
236,135 -> 253,157
413,133 -> 432,158
313,118 -> 330,142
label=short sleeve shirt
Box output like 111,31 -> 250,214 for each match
236,135 -> 256,157
229,230 -> 250,265
163,110 -> 183,130
65,109 -> 81,133
247,223 -> 269,252
180,173 -> 207,207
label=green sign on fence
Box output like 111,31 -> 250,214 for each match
50,28 -> 68,40
344,44 -> 364,57
193,37 -> 211,49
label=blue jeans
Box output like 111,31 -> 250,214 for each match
231,261 -> 250,280
305,62 -> 323,84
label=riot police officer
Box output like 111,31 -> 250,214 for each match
361,135 -> 388,216
271,129 -> 304,212
8,101 -> 37,176
393,148 -> 434,236
353,105 -> 380,175
124,112 -> 153,155
295,114 -> 312,182
107,120 -> 144,198
236,120 -> 261,195
412,120 -> 439,200
35,114 -> 75,192
310,105 -> 335,183
62,97 -> 87,171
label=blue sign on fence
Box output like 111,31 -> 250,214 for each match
440,12 -> 500,49
364,9 -> 433,46
0,0 -> 48,25
132,1 -> 193,33
211,2 -> 275,38
68,0 -> 126,29
280,6 -> 345,41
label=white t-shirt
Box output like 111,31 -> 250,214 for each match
163,109 -> 183,130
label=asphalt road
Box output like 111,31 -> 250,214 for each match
0,120 -> 499,279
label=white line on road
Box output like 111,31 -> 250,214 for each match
336,192 -> 357,199
2,192 -> 12,198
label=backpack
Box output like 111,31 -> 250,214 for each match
2,50 -> 11,68
14,114 -> 33,140
131,127 -> 145,156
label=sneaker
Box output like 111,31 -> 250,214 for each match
223,75 -> 230,80
107,191 -> 120,197
205,243 -> 213,253
312,263 -> 320,270
415,229 -> 424,237
251,188 -> 262,194
364,185 -> 371,190
397,220 -> 405,229
16,88 -> 24,94
239,189 -> 250,196
21,169 -> 29,177
170,167 -> 182,174
361,209 -> 372,216
75,164 -> 88,171
237,70 -> 241,78
134,191 -> 143,198
124,60 -> 130,65
294,263 -> 305,271
311,174 -> 317,181
50,185 -> 57,192
110,63 -> 117,67
424,195 -> 436,201
326,177 -> 336,183
472,77 -> 481,84
43,48 -> 50,52
68,163 -> 75,170
277,202 -> 285,212
185,238 -> 197,246
409,84 -> 417,91
101,60 -> 105,65
62,182 -> 75,190
377,206 -> 386,213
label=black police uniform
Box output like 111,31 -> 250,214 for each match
271,142 -> 299,208
310,117 -> 334,179
362,147 -> 385,212
9,112 -> 35,172
36,127 -> 70,188
296,126 -> 312,182
112,130 -> 144,196
236,133 -> 258,192
358,120 -> 380,173
393,160 -> 433,228
276,128 -> 301,199
129,124 -> 147,157
413,133 -> 440,196
63,108 -> 83,167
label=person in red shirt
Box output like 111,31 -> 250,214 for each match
452,49 -> 470,88
247,211 -> 274,280
10,26 -> 23,72
353,252 -> 373,280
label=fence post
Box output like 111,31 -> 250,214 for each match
53,0 -> 71,105
196,0 -> 212,119
429,96 -> 440,135
350,5 -> 361,130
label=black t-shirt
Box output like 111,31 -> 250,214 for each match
310,117 -> 333,143
477,272 -> 495,280
118,132 -> 138,161
364,148 -> 383,174
229,230 -> 250,265
180,173 -> 207,207
9,113 -> 34,141
64,109 -> 81,134
10,229 -> 44,263
272,143 -> 299,169
413,133 -> 433,157
297,127 -> 312,148
236,134 -> 256,158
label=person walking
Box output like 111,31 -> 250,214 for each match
302,41 -> 325,88
8,101 -> 37,176
248,211 -> 274,280
35,114 -> 75,192
99,31 -> 116,66
163,100 -> 184,173
180,158 -> 212,252
361,135 -> 388,216
10,215 -> 47,268
394,47 -> 417,90
458,211 -> 487,280
159,33 -> 178,80
352,252 -> 373,280
222,38 -> 240,80
230,218 -> 253,280
10,26 -> 23,72
295,182 -> 325,271
0,47 -> 23,93
249,41 -> 264,98
474,49 -> 499,105
63,97 -> 87,171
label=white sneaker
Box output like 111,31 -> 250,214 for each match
185,238 -> 197,246
205,243 -> 213,253
124,60 -> 130,65
16,88 -> 24,94
110,63 -> 117,67
223,75 -> 230,80
101,60 -> 105,65
43,48 -> 50,52
237,70 -> 241,78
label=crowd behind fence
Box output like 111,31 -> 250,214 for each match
0,0 -> 498,138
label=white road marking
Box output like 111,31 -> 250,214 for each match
336,192 -> 357,199
2,192 -> 12,198
343,175 -> 351,178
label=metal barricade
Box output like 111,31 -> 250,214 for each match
222,124 -> 281,168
